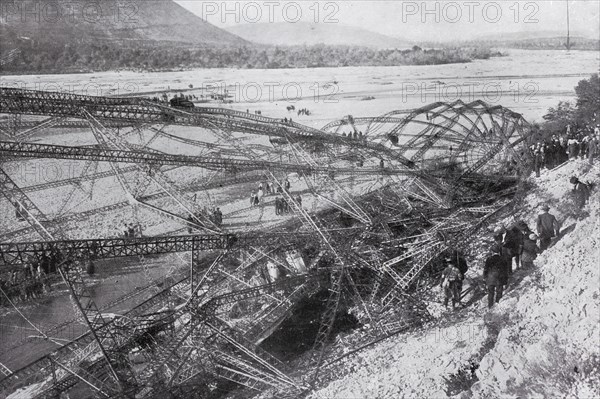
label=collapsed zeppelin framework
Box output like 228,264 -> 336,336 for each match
0,87 -> 533,398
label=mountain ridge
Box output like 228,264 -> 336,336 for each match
225,22 -> 412,49
0,0 -> 248,47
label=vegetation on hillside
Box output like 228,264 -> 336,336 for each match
524,73 -> 599,143
535,74 -> 600,138
0,42 -> 502,75
422,38 -> 600,51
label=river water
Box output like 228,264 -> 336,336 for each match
1,253 -> 188,371
1,49 -> 598,126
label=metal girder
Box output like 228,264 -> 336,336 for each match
0,166 -> 57,240
382,200 -> 515,305
0,140 -> 411,177
84,114 -> 221,233
0,233 -> 319,267
0,167 -> 136,396
0,88 -> 414,166
0,276 -> 189,397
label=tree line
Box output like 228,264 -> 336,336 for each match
537,74 -> 599,139
0,42 -> 502,74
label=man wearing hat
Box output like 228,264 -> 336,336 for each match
504,222 -> 524,273
521,233 -> 540,268
570,176 -> 591,209
483,245 -> 507,308
536,205 -> 560,251
440,256 -> 462,310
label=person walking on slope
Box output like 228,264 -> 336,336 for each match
570,176 -> 591,209
483,245 -> 508,308
492,227 -> 512,282
450,250 -> 469,295
521,233 -> 540,269
536,205 -> 560,251
440,257 -> 462,310
504,222 -> 524,273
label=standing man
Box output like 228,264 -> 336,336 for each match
568,137 -> 579,160
588,135 -> 597,165
536,205 -> 560,251
440,257 -> 462,310
504,222 -> 524,273
532,143 -> 543,177
483,246 -> 506,308
521,233 -> 540,269
448,250 -> 469,297
570,176 -> 591,209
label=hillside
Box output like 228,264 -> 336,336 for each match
0,0 -> 247,48
225,22 -> 411,49
302,159 -> 600,398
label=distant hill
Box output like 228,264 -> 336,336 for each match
0,0 -> 247,48
225,22 -> 411,49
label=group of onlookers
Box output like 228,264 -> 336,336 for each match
531,124 -> 600,176
442,171 -> 592,310
250,179 -> 291,207
0,251 -> 62,305
121,223 -> 143,238
483,205 -> 558,308
186,208 -> 223,232
342,130 -> 365,140
484,173 -> 591,309
275,194 -> 302,216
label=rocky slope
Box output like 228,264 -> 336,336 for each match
0,0 -> 247,48
308,159 -> 600,398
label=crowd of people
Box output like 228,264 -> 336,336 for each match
342,130 -> 365,140
247,178 -> 305,217
250,179 -> 291,207
0,250 -> 65,305
275,194 -> 302,216
297,108 -> 311,116
186,208 -> 223,233
441,172 -> 592,310
483,184 -> 590,309
121,223 -> 143,239
0,268 -> 50,305
285,105 -> 311,116
531,124 -> 600,176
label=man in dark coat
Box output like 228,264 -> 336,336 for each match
450,250 -> 469,296
504,223 -> 524,273
441,257 -> 462,310
521,233 -> 540,269
483,245 -> 507,308
536,205 -> 560,251
570,176 -> 591,209
275,197 -> 281,215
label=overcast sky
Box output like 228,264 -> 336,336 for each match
176,0 -> 600,42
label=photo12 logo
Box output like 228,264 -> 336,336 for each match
2,161 -> 79,186
400,80 -> 540,105
401,1 -> 540,24
200,1 -> 340,24
4,81 -> 140,98
0,1 -> 140,24
202,81 -> 340,103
